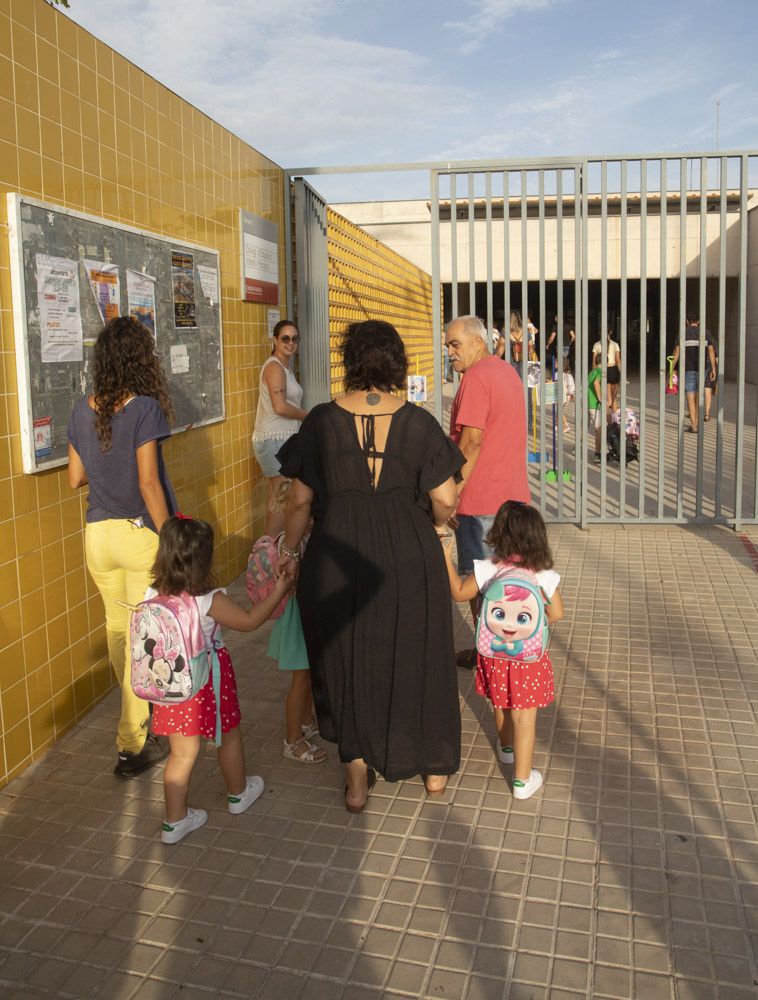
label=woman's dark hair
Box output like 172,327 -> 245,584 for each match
273,319 -> 298,338
151,516 -> 217,596
92,316 -> 173,450
341,320 -> 408,392
487,500 -> 554,572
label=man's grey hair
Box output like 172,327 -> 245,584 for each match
447,315 -> 487,343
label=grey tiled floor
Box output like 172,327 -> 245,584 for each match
1,524 -> 758,1000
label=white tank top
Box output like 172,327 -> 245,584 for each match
252,356 -> 304,442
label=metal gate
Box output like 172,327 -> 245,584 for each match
286,150 -> 758,527
431,154 -> 758,528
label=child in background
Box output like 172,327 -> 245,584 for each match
439,501 -> 563,800
562,358 -> 575,433
587,364 -> 603,463
149,515 -> 290,844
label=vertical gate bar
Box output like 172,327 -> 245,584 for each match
520,171 -> 529,413
581,162 -> 589,528
600,160 -> 608,517
735,154 -> 748,529
284,174 -> 294,323
538,170 -> 547,517
658,160 -> 668,518
556,169 -> 565,516
431,170 -> 443,424
696,157 -> 707,517
574,166 -> 583,523
638,160 -> 648,519
450,173 -> 459,319
503,172 -> 511,354
485,172 -> 494,350
468,172 -> 476,318
715,157 -> 727,516
677,159 -> 687,519
620,161 -> 628,516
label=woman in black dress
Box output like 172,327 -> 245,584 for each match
277,321 -> 464,811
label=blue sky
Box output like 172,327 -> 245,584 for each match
64,0 -> 758,202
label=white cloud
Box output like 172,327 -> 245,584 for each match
444,0 -> 561,54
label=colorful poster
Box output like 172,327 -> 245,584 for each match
126,269 -> 157,337
240,210 -> 278,304
407,375 -> 427,403
83,260 -> 120,324
33,417 -> 52,460
197,264 -> 219,305
171,251 -> 197,329
36,254 -> 83,363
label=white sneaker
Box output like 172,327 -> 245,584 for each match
228,775 -> 265,815
512,769 -> 543,800
161,807 -> 208,844
497,744 -> 514,765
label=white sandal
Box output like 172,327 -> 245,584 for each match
282,737 -> 326,764
301,719 -> 319,740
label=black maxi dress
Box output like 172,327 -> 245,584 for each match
278,401 -> 465,782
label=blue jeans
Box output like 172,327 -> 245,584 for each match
455,514 -> 495,575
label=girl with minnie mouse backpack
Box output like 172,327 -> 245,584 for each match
132,514 -> 290,843
438,501 -> 564,800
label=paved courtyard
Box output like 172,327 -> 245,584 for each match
1,522 -> 757,1000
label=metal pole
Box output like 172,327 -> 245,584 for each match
735,155 -> 748,529
638,160 -> 648,519
657,160 -> 667,518
431,170 -> 443,424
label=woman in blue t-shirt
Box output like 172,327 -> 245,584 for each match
67,317 -> 178,778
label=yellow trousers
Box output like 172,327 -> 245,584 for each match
85,518 -> 159,753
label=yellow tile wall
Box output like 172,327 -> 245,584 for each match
326,208 -> 437,399
0,0 -> 286,787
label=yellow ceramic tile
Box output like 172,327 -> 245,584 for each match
92,660 -> 113,700
17,147 -> 42,197
13,63 -> 37,113
59,495 -> 83,536
80,97 -> 98,140
11,21 -> 36,72
44,581 -> 67,622
36,38 -> 59,86
64,567 -> 87,609
49,649 -> 72,696
22,623 -> 47,674
67,603 -> 88,645
39,117 -> 62,161
3,719 -> 31,772
0,559 -> 17,607
1,679 -> 29,730
17,550 -> 42,596
34,1 -> 57,46
20,588 -> 45,634
15,510 -> 40,555
0,96 -> 15,144
15,104 -> 40,154
29,703 -> 55,752
62,529 -> 84,572
39,507 -> 63,548
72,671 -> 94,715
26,663 -> 52,713
0,641 -> 24,691
52,687 -> 75,732
46,614 -> 69,660
11,473 -> 36,517
41,154 -> 65,203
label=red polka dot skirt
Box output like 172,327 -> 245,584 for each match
476,649 -> 554,710
151,644 -> 241,739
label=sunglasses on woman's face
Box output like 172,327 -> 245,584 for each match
279,334 -> 299,344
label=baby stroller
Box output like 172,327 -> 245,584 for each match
607,407 -> 640,463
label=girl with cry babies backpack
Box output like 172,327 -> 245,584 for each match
439,501 -> 564,801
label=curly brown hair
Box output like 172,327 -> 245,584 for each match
92,317 -> 173,450
341,320 -> 408,393
486,500 -> 554,572
151,516 -> 217,596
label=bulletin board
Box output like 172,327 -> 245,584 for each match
7,194 -> 224,473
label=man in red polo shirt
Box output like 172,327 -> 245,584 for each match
446,315 -> 530,667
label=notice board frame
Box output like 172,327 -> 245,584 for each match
7,193 -> 225,473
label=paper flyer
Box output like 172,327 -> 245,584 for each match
407,375 -> 427,403
83,260 -> 120,324
33,417 -> 52,460
267,308 -> 280,338
170,344 -> 190,374
126,269 -> 157,337
197,264 -> 219,305
36,254 -> 83,363
171,251 -> 197,329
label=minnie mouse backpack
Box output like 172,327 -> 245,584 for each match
476,566 -> 550,663
130,594 -> 223,742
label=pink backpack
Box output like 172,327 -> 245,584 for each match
246,533 -> 289,620
130,593 -> 222,743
